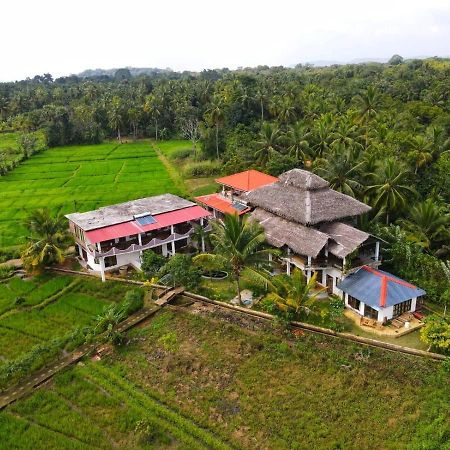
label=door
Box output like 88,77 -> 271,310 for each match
326,275 -> 334,294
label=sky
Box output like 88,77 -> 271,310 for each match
1,0 -> 450,81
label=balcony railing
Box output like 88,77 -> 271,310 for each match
88,223 -> 212,258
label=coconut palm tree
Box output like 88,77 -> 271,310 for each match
355,85 -> 380,123
194,214 -> 276,305
107,96 -> 124,141
355,86 -> 380,146
366,158 -> 416,224
21,209 -> 72,273
317,145 -> 364,198
277,96 -> 297,125
266,270 -> 324,317
407,135 -> 434,173
144,94 -> 162,141
312,114 -> 334,158
205,96 -> 225,159
398,199 -> 449,252
285,122 -> 311,163
255,122 -> 283,166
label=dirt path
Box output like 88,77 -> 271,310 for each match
151,143 -> 190,197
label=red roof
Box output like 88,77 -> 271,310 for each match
138,205 -> 210,232
216,170 -> 278,192
195,194 -> 250,215
85,205 -> 210,243
86,221 -> 142,244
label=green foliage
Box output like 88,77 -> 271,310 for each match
21,208 -> 73,272
123,289 -> 144,313
0,264 -> 14,279
420,315 -> 450,354
183,160 -> 222,177
266,270 -> 325,318
158,254 -> 201,290
141,250 -> 166,278
195,213 -> 276,304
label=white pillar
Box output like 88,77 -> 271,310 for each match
377,309 -> 384,323
100,257 -> 106,282
171,240 -> 176,255
322,270 -> 327,286
359,300 -> 365,316
344,293 -> 349,306
375,241 -> 380,261
307,270 -> 311,282
286,261 -> 291,275
411,297 -> 417,312
97,242 -> 101,252
77,244 -> 83,258
138,233 -> 142,245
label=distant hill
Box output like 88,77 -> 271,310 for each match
77,67 -> 173,78
300,55 -> 449,67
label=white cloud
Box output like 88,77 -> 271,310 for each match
1,0 -> 449,81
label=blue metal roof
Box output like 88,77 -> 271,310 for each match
337,267 -> 426,309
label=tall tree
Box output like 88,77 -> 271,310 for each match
21,209 -> 72,273
285,122 -> 311,163
194,214 -> 275,305
205,96 -> 225,159
317,146 -> 363,198
107,96 -> 124,141
366,158 -> 416,224
255,122 -> 283,166
398,199 -> 449,252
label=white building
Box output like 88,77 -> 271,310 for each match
66,194 -> 211,281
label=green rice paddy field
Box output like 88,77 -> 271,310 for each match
0,140 -> 182,248
0,274 -> 132,364
0,309 -> 448,449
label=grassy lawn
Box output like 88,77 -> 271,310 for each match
1,309 -> 447,449
0,140 -> 180,249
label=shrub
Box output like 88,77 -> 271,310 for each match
123,289 -> 144,314
14,296 -> 25,306
0,264 -> 14,280
169,148 -> 194,160
420,315 -> 450,354
158,254 -> 201,290
183,160 -> 222,178
141,250 -> 166,278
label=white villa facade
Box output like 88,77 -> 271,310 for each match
66,194 -> 211,281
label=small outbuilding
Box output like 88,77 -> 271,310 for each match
337,266 -> 426,323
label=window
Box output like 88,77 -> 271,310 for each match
393,299 -> 412,318
364,304 -> 378,320
348,295 -> 360,311
104,255 -> 118,268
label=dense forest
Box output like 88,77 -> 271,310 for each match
0,57 -> 449,306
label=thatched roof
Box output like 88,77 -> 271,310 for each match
279,169 -> 329,190
320,222 -> 370,259
249,208 -> 329,258
244,169 -> 371,225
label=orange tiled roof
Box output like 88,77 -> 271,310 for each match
195,194 -> 250,215
216,170 -> 278,192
